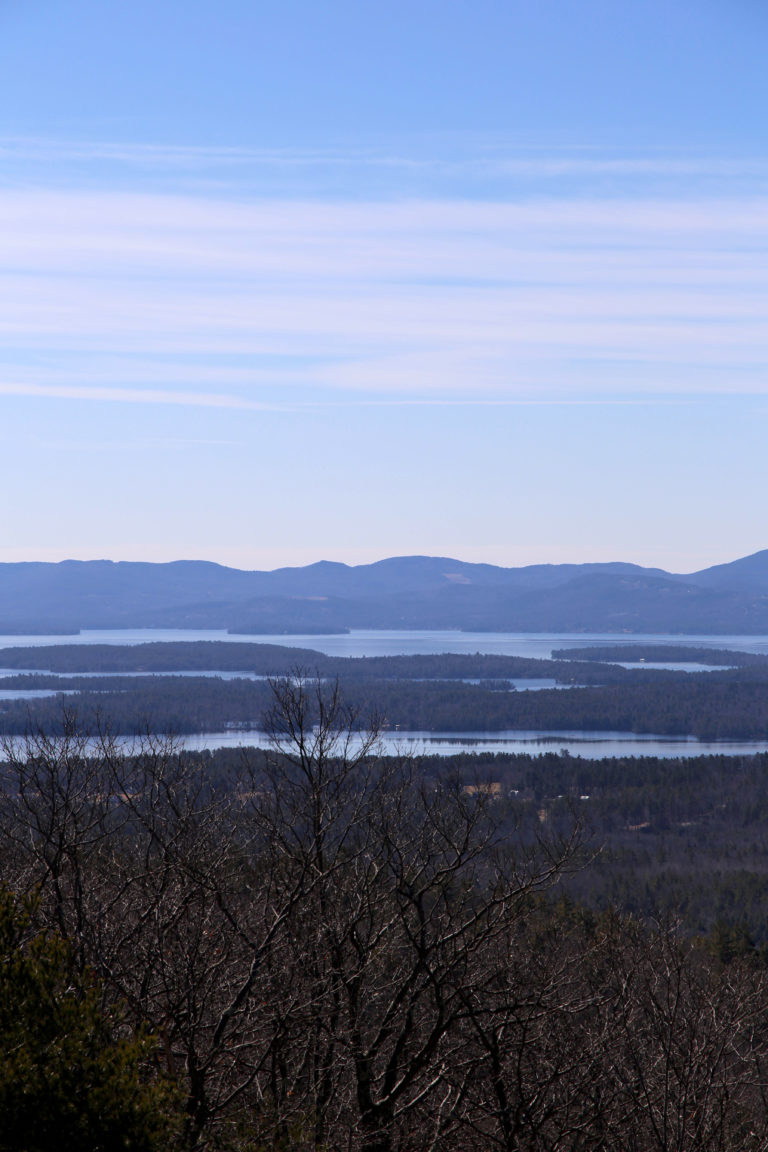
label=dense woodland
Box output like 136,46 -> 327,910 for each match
5,648 -> 768,1148
5,677 -> 768,1151
429,748 -> 768,944
5,647 -> 768,736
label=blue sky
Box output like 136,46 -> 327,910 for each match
1,0 -> 767,572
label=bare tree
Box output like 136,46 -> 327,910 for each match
235,673 -> 582,1152
0,716 -> 127,967
598,915 -> 768,1152
0,719 -> 288,1149
450,904 -> 620,1151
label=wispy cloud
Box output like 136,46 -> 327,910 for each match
0,379 -> 682,411
1,181 -> 767,407
0,137 -> 425,169
3,136 -> 767,183
0,381 -> 290,410
493,156 -> 768,179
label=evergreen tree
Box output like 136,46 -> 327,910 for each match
0,887 -> 179,1152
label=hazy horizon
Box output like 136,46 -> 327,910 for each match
0,546 -> 764,579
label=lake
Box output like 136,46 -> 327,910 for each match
0,689 -> 75,700
2,627 -> 768,658
179,728 -> 768,760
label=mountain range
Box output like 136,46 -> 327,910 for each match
3,550 -> 768,634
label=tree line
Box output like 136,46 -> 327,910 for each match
551,644 -> 768,665
9,667 -> 768,737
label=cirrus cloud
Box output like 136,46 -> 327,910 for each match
1,182 -> 767,406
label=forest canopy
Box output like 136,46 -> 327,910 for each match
3,678 -> 768,1151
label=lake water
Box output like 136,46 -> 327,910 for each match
178,728 -> 768,760
0,689 -> 74,700
613,662 -> 730,672
2,627 -> 768,659
225,629 -> 768,659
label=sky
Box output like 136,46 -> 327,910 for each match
1,0 -> 767,574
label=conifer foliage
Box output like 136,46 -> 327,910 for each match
0,887 -> 179,1152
